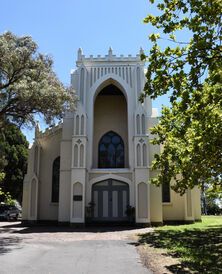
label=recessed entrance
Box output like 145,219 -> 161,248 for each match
93,82 -> 128,168
92,179 -> 129,221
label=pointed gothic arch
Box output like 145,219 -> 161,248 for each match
92,77 -> 128,103
93,80 -> 129,168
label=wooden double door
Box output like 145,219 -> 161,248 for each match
92,179 -> 129,221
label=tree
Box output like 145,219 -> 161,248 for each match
0,150 -> 6,183
202,184 -> 222,215
0,31 -> 77,127
141,0 -> 222,194
0,188 -> 14,205
0,122 -> 28,203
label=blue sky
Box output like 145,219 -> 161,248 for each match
1,0 -> 170,143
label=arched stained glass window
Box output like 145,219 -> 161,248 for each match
98,131 -> 124,168
51,157 -> 60,203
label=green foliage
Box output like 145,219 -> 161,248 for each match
0,173 -> 5,182
138,216 -> 222,273
143,0 -> 222,194
151,69 -> 222,193
0,187 -> 15,205
205,198 -> 221,215
203,184 -> 222,215
0,31 -> 77,127
0,141 -> 7,183
0,122 -> 28,203
142,0 -> 221,101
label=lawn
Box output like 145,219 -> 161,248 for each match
138,216 -> 222,273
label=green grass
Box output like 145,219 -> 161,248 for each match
138,216 -> 222,273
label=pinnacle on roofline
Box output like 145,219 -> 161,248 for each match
76,47 -> 144,62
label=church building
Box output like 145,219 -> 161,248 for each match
22,49 -> 201,225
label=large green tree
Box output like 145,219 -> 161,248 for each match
202,184 -> 222,215
0,123 -> 28,203
142,0 -> 222,194
0,31 -> 77,127
0,31 -> 77,201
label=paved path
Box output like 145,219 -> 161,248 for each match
0,222 -> 153,274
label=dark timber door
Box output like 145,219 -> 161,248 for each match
92,179 -> 129,221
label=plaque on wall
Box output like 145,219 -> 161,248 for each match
73,195 -> 82,201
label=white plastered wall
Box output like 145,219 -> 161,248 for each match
37,130 -> 62,220
70,170 -> 86,223
22,148 -> 33,220
149,171 -> 163,224
22,141 -> 40,221
58,115 -> 73,222
163,188 -> 186,221
134,169 -> 150,224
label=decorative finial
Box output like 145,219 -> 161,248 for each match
35,121 -> 40,138
78,48 -> 83,61
139,47 -> 144,55
108,47 -> 113,57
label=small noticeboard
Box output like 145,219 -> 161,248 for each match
73,195 -> 82,201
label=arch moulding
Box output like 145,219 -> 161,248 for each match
89,174 -> 132,189
90,74 -> 132,103
87,73 -> 134,171
88,173 -> 134,207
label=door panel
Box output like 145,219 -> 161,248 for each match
122,190 -> 127,217
112,191 -> 118,217
93,191 -> 98,217
118,189 -> 123,218
92,179 -> 129,221
103,191 -> 109,217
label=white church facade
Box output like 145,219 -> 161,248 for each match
22,49 -> 201,225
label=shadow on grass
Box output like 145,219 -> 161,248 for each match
138,225 -> 222,273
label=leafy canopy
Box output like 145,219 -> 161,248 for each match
142,0 -> 222,194
151,70 -> 222,194
0,31 -> 77,127
0,123 -> 28,203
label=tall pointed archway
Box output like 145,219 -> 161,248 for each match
93,82 -> 128,168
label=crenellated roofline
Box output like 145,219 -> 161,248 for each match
35,122 -> 63,140
76,47 -> 145,66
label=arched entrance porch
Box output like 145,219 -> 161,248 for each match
93,82 -> 128,168
91,179 -> 129,222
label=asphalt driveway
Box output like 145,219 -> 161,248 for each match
0,222 -> 153,274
